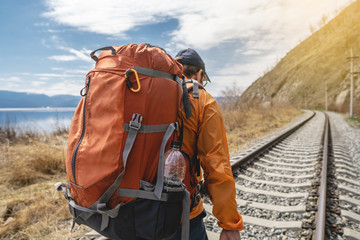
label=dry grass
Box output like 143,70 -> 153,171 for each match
0,179 -> 69,239
0,104 -> 302,239
345,114 -> 360,129
0,127 -> 92,239
220,103 -> 302,154
0,175 -> 92,240
0,128 -> 67,188
4,142 -> 65,187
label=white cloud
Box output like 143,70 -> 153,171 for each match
43,35 -> 92,63
41,0 -> 354,95
206,52 -> 282,96
27,81 -> 83,96
59,47 -> 92,62
51,67 -> 89,75
48,55 -> 78,61
0,73 -> 84,96
0,77 -> 24,91
51,67 -> 63,71
41,39 -> 51,48
43,0 -> 353,51
206,75 -> 249,97
34,22 -> 50,27
47,29 -> 63,33
0,76 -> 22,82
240,50 -> 263,56
34,73 -> 81,78
31,81 -> 47,86
43,0 -> 182,37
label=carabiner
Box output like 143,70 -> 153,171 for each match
124,68 -> 141,93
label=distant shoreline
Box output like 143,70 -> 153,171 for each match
0,107 -> 77,112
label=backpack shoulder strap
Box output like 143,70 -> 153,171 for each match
186,79 -> 205,98
181,78 -> 192,119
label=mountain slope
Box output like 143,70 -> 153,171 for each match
240,0 -> 360,112
0,90 -> 81,108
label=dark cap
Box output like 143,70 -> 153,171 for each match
175,48 -> 211,83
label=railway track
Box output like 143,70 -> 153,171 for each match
204,111 -> 360,240
81,110 -> 360,240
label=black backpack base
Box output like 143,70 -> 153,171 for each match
72,190 -> 184,240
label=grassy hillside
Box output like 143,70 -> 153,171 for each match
241,0 -> 360,114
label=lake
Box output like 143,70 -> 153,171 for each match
0,108 -> 76,133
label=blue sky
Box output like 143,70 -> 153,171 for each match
0,0 -> 354,97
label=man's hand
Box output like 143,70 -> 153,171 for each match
219,229 -> 241,240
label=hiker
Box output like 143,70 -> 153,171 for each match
57,44 -> 242,240
170,48 -> 244,240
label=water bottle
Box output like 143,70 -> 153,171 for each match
164,141 -> 186,182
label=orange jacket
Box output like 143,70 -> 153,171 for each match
181,82 -> 244,231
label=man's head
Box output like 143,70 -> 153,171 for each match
175,48 -> 210,84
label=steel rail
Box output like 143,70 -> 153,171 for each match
224,110 -> 330,239
231,111 -> 315,169
313,113 -> 329,239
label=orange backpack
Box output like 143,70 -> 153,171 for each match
56,44 -> 192,240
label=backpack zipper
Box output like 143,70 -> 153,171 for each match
72,76 -> 91,185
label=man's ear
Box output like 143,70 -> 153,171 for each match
197,69 -> 203,83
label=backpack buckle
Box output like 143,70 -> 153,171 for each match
129,113 -> 143,131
